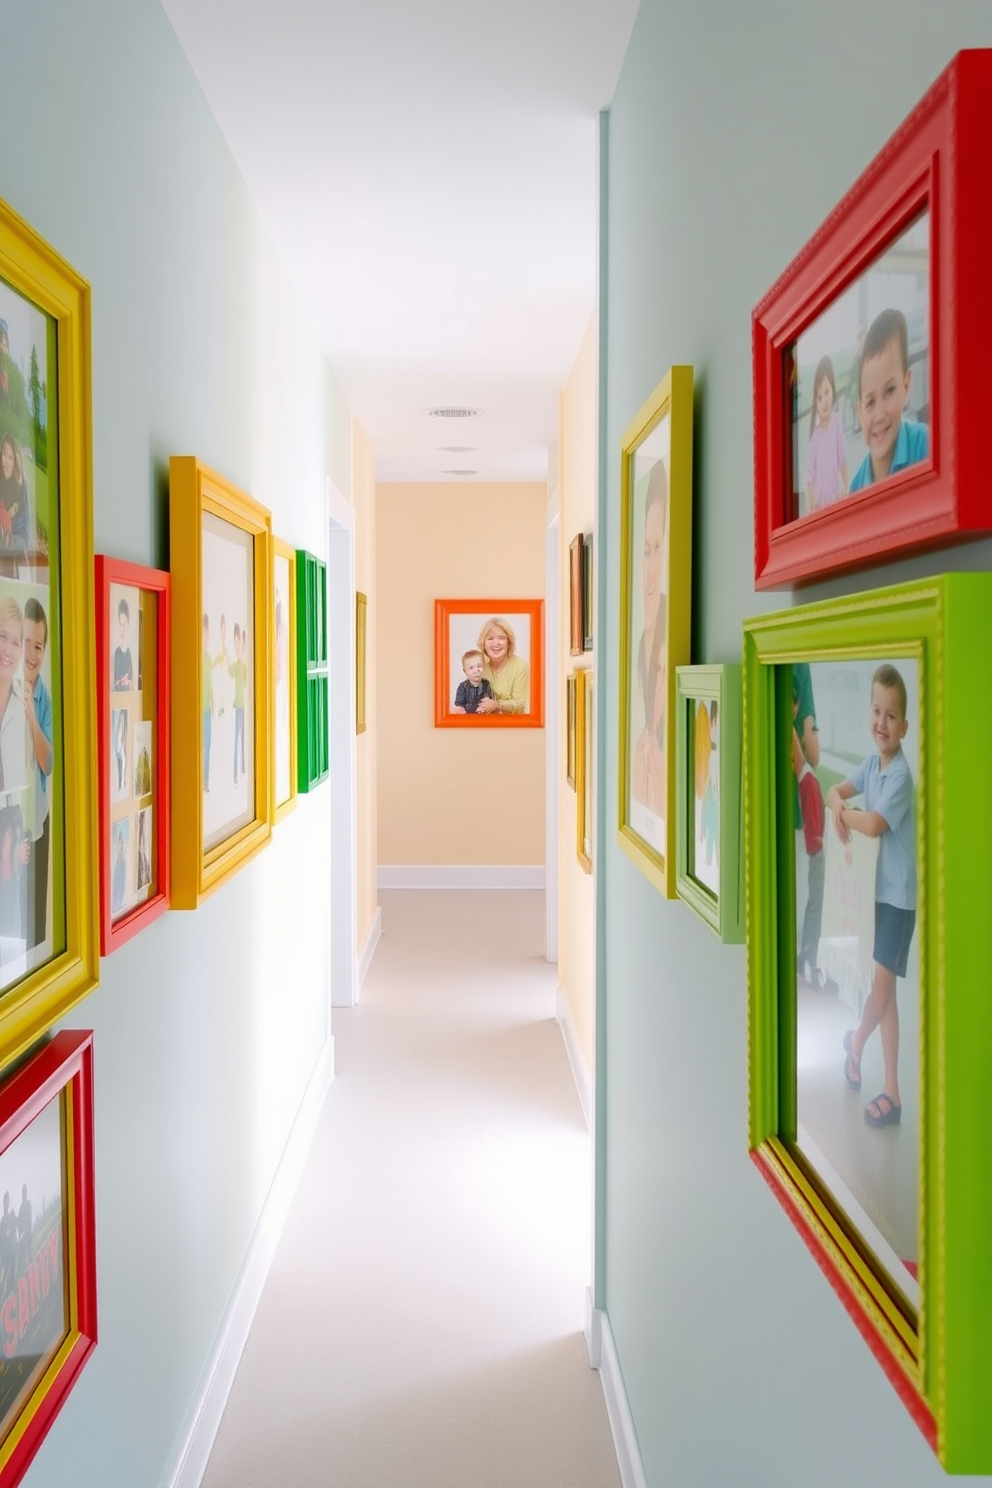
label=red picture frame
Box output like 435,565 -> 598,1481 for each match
95,557 -> 171,952
753,50 -> 992,588
0,1030 -> 97,1488
434,598 -> 545,728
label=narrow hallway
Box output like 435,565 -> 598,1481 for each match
201,890 -> 620,1488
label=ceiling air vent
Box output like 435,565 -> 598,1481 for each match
426,406 -> 482,419
442,469 -> 478,477
437,446 -> 476,453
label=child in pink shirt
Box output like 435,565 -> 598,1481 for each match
804,355 -> 849,512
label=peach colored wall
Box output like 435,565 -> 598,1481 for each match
376,482 -> 546,866
559,318 -> 597,1075
353,421 -> 379,947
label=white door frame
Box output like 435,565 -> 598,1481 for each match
545,498 -> 560,964
326,477 -> 359,1008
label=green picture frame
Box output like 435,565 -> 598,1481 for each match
295,549 -> 328,792
675,664 -> 742,943
743,574 -> 992,1472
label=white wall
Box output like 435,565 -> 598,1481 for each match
0,3 -> 348,1484
599,6 -> 992,1486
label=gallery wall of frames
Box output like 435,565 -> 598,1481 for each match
0,185 -> 336,1485
611,50 -> 992,1474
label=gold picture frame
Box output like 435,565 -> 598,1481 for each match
0,193 -> 98,1065
617,365 -> 694,897
169,456 -> 273,907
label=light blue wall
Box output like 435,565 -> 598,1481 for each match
0,3 -> 350,1485
600,6 -> 992,1485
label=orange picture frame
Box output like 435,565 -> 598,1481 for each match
434,598 -> 545,728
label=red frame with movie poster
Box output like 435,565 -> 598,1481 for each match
753,49 -> 992,588
0,1030 -> 97,1488
434,598 -> 545,728
95,557 -> 171,953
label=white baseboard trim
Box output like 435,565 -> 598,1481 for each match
357,905 -> 382,992
556,985 -> 592,1128
589,1303 -> 649,1488
377,864 -> 546,890
166,1036 -> 336,1488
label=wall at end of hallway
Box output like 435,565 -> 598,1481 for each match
376,482 -> 546,867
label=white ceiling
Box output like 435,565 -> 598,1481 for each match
160,0 -> 639,484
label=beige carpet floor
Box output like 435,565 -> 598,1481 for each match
200,889 -> 620,1488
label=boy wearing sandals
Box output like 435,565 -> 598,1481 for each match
826,664 -> 916,1128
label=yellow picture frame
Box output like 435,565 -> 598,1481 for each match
169,456 -> 273,907
0,194 -> 98,1066
575,666 -> 593,874
272,537 -> 298,821
617,365 -> 694,897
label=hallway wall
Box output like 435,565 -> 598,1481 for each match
0,3 -> 353,1484
376,481 -> 546,871
558,321 -> 596,1075
599,8 -> 992,1488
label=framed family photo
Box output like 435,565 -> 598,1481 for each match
0,1029 -> 97,1488
617,365 -> 693,897
272,538 -> 297,821
95,557 -> 170,952
581,532 -> 593,652
675,664 -> 743,943
743,574 -> 992,1471
169,457 -> 272,907
753,50 -> 992,588
0,195 -> 98,1063
434,599 -> 544,728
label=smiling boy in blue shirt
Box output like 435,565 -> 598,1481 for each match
849,308 -> 929,493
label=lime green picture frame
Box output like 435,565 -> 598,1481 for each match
675,665 -> 743,943
617,365 -> 693,897
743,574 -> 992,1473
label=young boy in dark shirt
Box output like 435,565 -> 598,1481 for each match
453,649 -> 494,714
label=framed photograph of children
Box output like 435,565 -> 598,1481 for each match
568,534 -> 583,657
272,538 -> 297,821
95,557 -> 170,954
434,599 -> 545,729
743,573 -> 992,1472
674,664 -> 743,944
565,673 -> 577,790
0,1028 -> 97,1488
581,532 -> 593,652
754,51 -> 992,589
169,457 -> 272,908
574,667 -> 593,874
0,194 -> 98,1065
617,365 -> 693,898
356,591 -> 367,736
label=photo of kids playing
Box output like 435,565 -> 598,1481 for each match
0,1092 -> 67,1430
792,658 -> 920,1307
201,512 -> 254,852
791,213 -> 929,518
